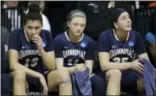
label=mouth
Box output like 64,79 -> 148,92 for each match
30,34 -> 36,39
127,24 -> 131,28
76,31 -> 81,34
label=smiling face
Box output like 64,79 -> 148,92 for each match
68,16 -> 86,36
114,12 -> 132,32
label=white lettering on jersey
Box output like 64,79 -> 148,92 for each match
19,50 -> 38,59
110,48 -> 134,59
63,49 -> 86,59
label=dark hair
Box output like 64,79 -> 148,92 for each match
65,9 -> 86,31
28,1 -> 45,12
23,3 -> 42,25
110,8 -> 127,28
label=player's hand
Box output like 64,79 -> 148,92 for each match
76,64 -> 86,71
131,59 -> 144,74
38,74 -> 48,95
32,34 -> 43,50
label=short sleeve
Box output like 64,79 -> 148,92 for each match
44,31 -> 54,52
85,39 -> 96,60
8,32 -> 21,51
135,32 -> 146,55
54,36 -> 63,58
98,31 -> 111,52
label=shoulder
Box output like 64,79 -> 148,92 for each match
99,29 -> 113,42
130,30 -> 144,44
84,34 -> 96,44
130,30 -> 142,37
54,32 -> 65,42
41,29 -> 51,35
10,28 -> 23,38
100,29 -> 113,37
40,29 -> 53,40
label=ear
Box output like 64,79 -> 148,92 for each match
67,21 -> 70,28
113,22 -> 118,29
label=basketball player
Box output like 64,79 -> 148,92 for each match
54,9 -> 106,96
98,8 -> 150,95
8,5 -> 72,95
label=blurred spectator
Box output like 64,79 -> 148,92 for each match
1,42 -> 13,96
2,1 -> 23,32
148,1 -> 156,8
26,1 -> 51,32
1,26 -> 9,51
145,32 -> 156,67
77,1 -> 113,41
3,1 -> 19,8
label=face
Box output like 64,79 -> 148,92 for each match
39,1 -> 45,11
115,12 -> 132,32
68,16 -> 86,36
24,20 -> 42,40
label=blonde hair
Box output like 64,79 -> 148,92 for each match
64,9 -> 86,31
67,9 -> 86,22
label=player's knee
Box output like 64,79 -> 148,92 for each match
106,69 -> 122,81
48,70 -> 71,84
12,70 -> 26,83
57,71 -> 71,83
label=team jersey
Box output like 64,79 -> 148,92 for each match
98,29 -> 146,63
54,32 -> 96,67
8,28 -> 53,73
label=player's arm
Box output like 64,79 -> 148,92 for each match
98,32 -> 133,71
39,50 -> 55,70
85,60 -> 93,74
32,32 -> 55,71
136,33 -> 150,61
84,40 -> 97,75
56,58 -> 77,74
98,52 -> 133,71
54,36 -> 77,74
8,32 -> 43,78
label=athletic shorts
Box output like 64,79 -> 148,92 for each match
97,70 -> 138,95
26,71 -> 49,92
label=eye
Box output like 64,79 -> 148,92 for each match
35,27 -> 40,30
73,23 -> 78,26
27,26 -> 33,30
121,16 -> 126,20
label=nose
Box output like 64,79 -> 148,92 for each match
127,18 -> 131,24
76,26 -> 81,31
31,29 -> 36,35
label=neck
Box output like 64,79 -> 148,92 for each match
68,31 -> 82,43
114,29 -> 128,41
24,30 -> 31,42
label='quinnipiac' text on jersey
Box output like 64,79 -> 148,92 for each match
98,29 -> 146,63
8,28 -> 53,73
54,32 -> 96,67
